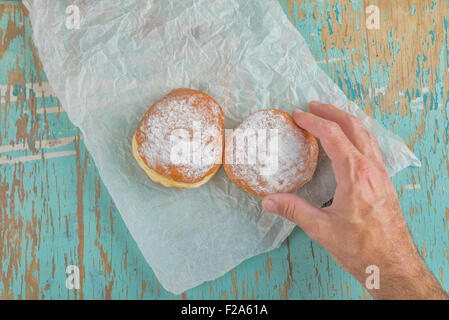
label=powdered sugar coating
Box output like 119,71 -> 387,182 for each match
224,109 -> 318,197
135,89 -> 224,184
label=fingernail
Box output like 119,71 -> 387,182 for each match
262,199 -> 278,214
309,101 -> 323,107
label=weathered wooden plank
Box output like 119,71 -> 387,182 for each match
0,0 -> 448,299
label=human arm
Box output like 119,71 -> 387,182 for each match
262,101 -> 448,300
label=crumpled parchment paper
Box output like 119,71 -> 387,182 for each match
25,0 -> 420,294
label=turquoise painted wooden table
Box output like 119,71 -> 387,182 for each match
1,0 -> 448,299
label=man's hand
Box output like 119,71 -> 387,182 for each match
262,101 -> 447,300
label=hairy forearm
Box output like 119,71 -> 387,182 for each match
360,257 -> 448,300
263,103 -> 449,300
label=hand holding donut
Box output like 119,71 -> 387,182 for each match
133,90 -> 447,299
262,101 -> 447,300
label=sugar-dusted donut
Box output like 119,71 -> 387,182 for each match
132,88 -> 224,188
223,109 -> 318,197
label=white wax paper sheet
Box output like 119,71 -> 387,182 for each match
25,0 -> 420,294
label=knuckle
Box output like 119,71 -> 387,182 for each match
324,121 -> 342,136
366,131 -> 376,141
353,157 -> 373,176
281,201 -> 297,222
347,115 -> 363,129
367,132 -> 379,146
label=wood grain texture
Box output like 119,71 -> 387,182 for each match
0,0 -> 447,299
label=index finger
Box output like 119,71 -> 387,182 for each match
292,109 -> 362,172
309,102 -> 384,164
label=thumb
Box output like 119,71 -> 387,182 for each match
262,193 -> 324,233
